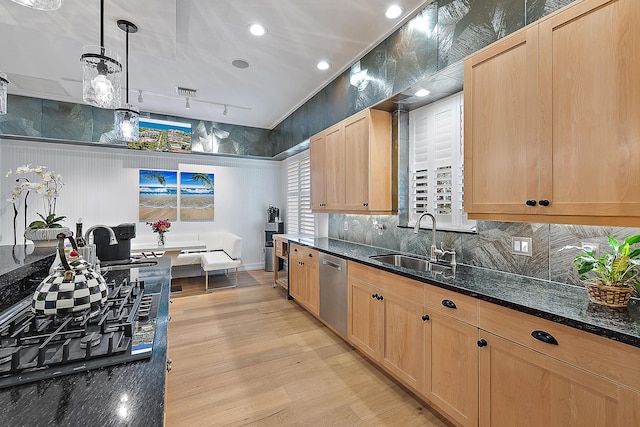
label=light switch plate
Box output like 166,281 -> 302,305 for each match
512,237 -> 532,256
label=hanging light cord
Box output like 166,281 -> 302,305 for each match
99,0 -> 105,53
125,25 -> 129,104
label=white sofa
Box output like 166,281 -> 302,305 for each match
135,232 -> 243,286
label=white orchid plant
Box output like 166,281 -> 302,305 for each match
6,164 -> 65,229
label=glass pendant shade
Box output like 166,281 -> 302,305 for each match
11,0 -> 62,10
81,45 -> 122,109
114,105 -> 139,142
0,72 -> 8,115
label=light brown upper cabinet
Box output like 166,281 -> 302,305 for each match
310,109 -> 395,214
464,0 -> 640,226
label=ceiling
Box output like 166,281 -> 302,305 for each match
0,0 -> 432,130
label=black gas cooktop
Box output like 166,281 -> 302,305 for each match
0,276 -> 159,389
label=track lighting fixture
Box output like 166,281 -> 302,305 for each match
138,90 -> 143,103
185,97 -> 191,109
223,105 -> 228,115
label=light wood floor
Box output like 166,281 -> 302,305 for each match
165,271 -> 450,427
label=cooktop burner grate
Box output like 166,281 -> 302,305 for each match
0,277 -> 159,389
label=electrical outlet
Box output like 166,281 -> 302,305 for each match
581,242 -> 599,258
511,237 -> 532,256
343,221 -> 349,231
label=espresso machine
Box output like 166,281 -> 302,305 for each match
264,205 -> 284,272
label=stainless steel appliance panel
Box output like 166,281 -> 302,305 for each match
265,247 -> 275,272
319,253 -> 348,338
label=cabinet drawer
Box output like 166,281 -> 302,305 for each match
303,248 -> 318,266
348,261 -> 423,303
290,244 -> 303,261
424,285 -> 478,326
479,300 -> 640,391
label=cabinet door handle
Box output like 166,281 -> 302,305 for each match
308,253 -> 313,258
526,199 -> 537,207
477,339 -> 488,347
294,248 -> 298,252
531,330 -> 558,345
538,199 -> 550,207
372,293 -> 378,299
363,202 -> 368,207
441,299 -> 457,309
378,295 -> 384,301
421,314 -> 430,321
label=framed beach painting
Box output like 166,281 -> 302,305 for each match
179,172 -> 214,221
139,169 -> 178,221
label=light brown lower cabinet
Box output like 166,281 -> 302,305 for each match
478,301 -> 640,427
342,261 -> 640,426
423,311 -> 479,427
348,261 -> 423,392
289,244 -> 319,316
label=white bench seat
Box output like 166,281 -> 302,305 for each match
201,251 -> 242,291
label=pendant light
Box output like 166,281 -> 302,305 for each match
11,0 -> 62,10
0,72 -> 8,115
81,0 -> 122,109
114,20 -> 139,142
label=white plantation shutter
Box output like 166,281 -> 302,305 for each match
298,156 -> 314,235
286,152 -> 315,235
409,92 -> 475,232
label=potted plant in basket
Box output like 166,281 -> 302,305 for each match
563,235 -> 640,308
6,164 -> 67,247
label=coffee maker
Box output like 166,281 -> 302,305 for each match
264,205 -> 284,272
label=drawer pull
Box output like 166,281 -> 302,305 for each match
531,330 -> 558,345
538,199 -> 550,207
525,199 -> 537,207
421,314 -> 430,321
441,299 -> 457,309
477,339 -> 488,347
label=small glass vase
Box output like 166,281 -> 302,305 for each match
157,232 -> 165,247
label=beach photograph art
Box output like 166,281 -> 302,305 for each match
180,172 -> 214,221
139,170 -> 178,221
129,118 -> 192,153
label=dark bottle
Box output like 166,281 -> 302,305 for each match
75,220 -> 86,247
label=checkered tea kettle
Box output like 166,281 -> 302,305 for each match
32,230 -> 108,317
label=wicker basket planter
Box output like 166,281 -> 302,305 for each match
585,282 -> 634,308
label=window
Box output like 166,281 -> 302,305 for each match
286,152 -> 315,235
409,92 -> 475,232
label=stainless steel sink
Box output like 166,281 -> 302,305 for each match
369,254 -> 452,273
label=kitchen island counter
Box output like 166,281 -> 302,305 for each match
276,235 -> 640,348
0,256 -> 172,427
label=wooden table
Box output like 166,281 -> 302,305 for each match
131,241 -> 206,266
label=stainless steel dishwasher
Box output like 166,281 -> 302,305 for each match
319,252 -> 348,338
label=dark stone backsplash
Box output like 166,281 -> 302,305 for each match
329,214 -> 640,286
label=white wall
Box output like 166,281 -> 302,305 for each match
0,138 -> 285,270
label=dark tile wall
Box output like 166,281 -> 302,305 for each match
1,94 -> 272,156
272,0 -> 570,153
329,214 -> 640,286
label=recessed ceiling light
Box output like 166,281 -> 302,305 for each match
386,5 -> 403,19
317,61 -> 330,70
232,59 -> 250,69
415,89 -> 430,97
249,24 -> 266,36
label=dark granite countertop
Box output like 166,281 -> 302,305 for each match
280,235 -> 640,348
0,256 -> 172,427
